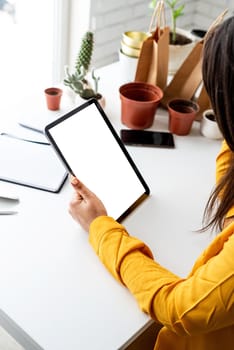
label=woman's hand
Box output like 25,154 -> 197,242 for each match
69,176 -> 107,232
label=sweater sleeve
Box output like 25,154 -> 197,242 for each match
89,216 -> 234,336
89,216 -> 154,283
216,140 -> 234,218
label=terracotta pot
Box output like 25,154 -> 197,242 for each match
44,87 -> 63,110
168,99 -> 199,135
200,109 -> 223,140
119,82 -> 163,129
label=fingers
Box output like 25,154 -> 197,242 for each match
70,176 -> 92,200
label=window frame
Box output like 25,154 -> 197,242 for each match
52,0 -> 71,83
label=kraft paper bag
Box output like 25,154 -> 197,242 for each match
161,9 -> 227,110
161,40 -> 204,107
135,0 -> 169,90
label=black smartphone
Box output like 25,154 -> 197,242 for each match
120,129 -> 175,148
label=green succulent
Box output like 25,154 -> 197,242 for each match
63,31 -> 100,99
64,66 -> 100,99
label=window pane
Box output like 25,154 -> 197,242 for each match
0,0 -> 55,112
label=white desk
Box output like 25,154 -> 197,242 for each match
0,62 -> 222,350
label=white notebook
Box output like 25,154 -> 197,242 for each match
0,134 -> 67,192
18,106 -> 71,133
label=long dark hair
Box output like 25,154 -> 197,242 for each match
202,16 -> 234,231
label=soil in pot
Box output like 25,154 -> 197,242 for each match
119,82 -> 163,129
170,32 -> 192,45
205,112 -> 216,122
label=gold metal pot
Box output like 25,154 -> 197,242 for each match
121,40 -> 141,58
122,31 -> 149,49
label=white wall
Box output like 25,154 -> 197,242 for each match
193,0 -> 233,30
67,1 -> 91,71
68,0 -> 234,70
89,0 -> 151,67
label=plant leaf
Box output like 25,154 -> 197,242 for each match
174,5 -> 184,18
149,0 -> 157,9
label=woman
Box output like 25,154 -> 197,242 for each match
69,17 -> 234,350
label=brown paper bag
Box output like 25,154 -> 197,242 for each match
161,9 -> 227,115
161,40 -> 203,106
135,0 -> 169,90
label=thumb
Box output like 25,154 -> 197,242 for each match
70,176 -> 91,199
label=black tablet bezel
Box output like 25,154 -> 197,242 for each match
45,98 -> 150,222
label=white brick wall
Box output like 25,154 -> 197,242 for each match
90,0 -> 150,67
86,0 -> 234,68
194,0 -> 233,30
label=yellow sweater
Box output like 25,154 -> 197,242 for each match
89,140 -> 234,350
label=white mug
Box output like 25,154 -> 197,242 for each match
200,109 -> 223,140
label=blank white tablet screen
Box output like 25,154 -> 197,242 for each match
46,101 -> 149,221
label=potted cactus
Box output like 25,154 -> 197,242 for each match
64,31 -> 105,107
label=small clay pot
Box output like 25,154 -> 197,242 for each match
168,99 -> 199,135
44,87 -> 63,110
200,109 -> 223,140
119,82 -> 163,129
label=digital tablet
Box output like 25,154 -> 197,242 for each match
45,99 -> 150,222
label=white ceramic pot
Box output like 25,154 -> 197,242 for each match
169,28 -> 197,75
118,49 -> 138,83
200,109 -> 223,140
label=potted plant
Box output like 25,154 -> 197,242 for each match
63,31 -> 105,108
149,0 -> 196,74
